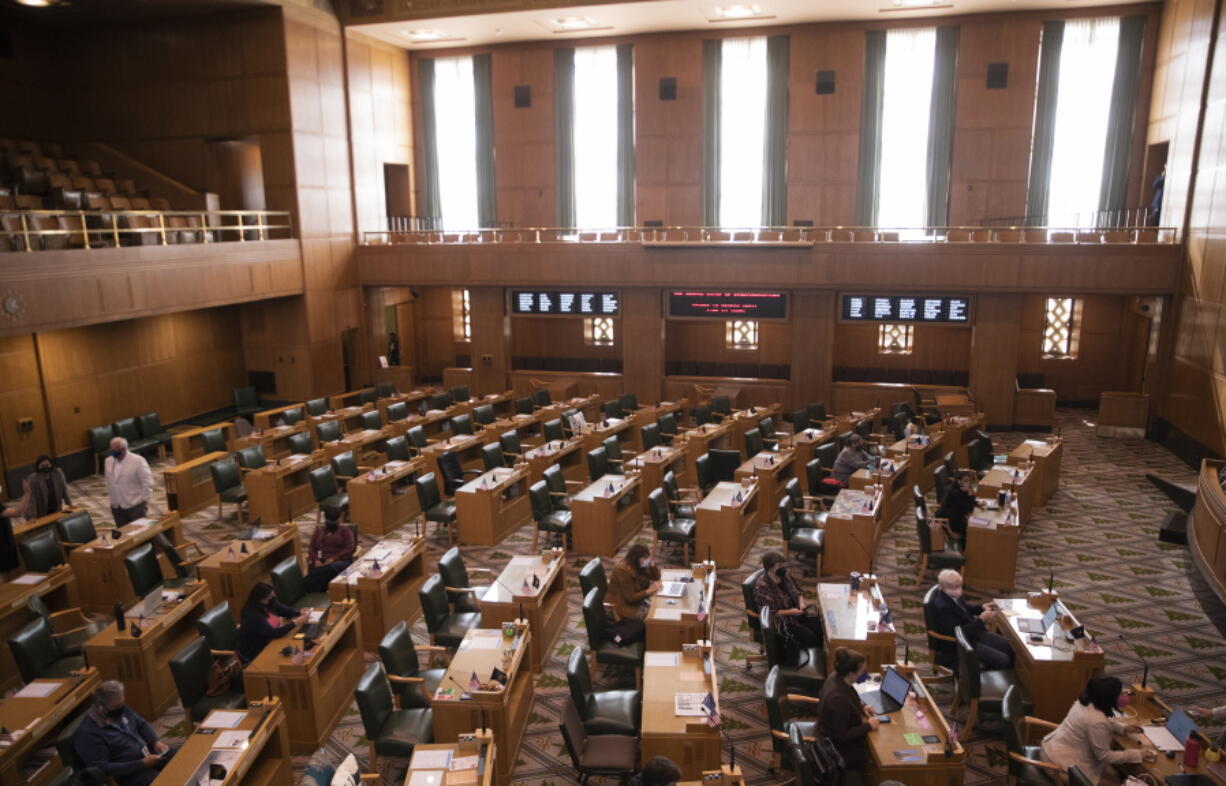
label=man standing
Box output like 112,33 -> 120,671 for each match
74,680 -> 176,786
104,437 -> 153,528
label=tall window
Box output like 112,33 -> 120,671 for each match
572,47 -> 619,228
726,320 -> 759,349
719,37 -> 769,227
1046,18 -> 1120,227
452,289 -> 472,342
433,56 -> 480,230
1042,297 -> 1080,358
877,28 -> 936,229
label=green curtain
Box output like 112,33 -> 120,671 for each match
762,35 -> 790,227
701,39 -> 722,226
472,53 -> 497,228
1098,16 -> 1147,218
554,49 -> 576,228
855,31 -> 887,226
925,26 -> 959,228
616,44 -> 635,227
416,59 -> 440,223
1026,21 -> 1065,225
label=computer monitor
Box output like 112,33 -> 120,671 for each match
881,666 -> 911,707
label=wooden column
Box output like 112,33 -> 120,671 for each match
790,289 -> 835,410
969,293 -> 1022,427
622,288 -> 665,405
469,287 -> 509,395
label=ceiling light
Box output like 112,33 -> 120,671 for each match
884,0 -> 948,7
713,4 -> 763,19
14,0 -> 57,6
551,16 -> 599,29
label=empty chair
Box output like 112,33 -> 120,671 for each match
123,542 -> 177,598
759,416 -> 781,449
280,406 -> 304,426
764,664 -> 821,770
1002,683 -> 1061,784
378,620 -> 447,710
481,442 -> 505,471
558,697 -> 640,784
17,530 -> 66,573
437,547 -> 491,614
287,431 -> 314,455
25,593 -> 106,653
89,424 -> 114,474
136,412 -> 172,459
601,434 -> 635,470
543,464 -> 581,511
657,412 -> 678,445
587,447 -> 613,479
542,418 -> 566,443
566,645 -> 641,736
195,601 -> 239,658
778,498 -> 823,573
200,427 -> 228,455
354,661 -> 434,770
581,587 -> 644,688
385,401 -> 409,423
498,431 -> 525,464
954,624 -> 1029,740
760,606 -> 825,694
415,472 -> 457,544
330,450 -> 368,489
306,397 -> 328,417
170,636 -> 247,723
405,425 -> 429,452
54,511 -> 97,551
531,388 -> 552,408
209,457 -> 247,523
515,395 -> 534,415
359,388 -> 379,405
384,435 -> 411,462
578,557 -> 607,599
112,417 -> 157,456
233,387 -> 261,419
316,420 -> 342,444
707,449 -> 741,483
744,428 -> 765,457
661,470 -> 699,519
710,395 -> 732,418
436,450 -> 481,496
308,465 -> 349,525
530,480 -> 572,550
472,403 -> 495,427
449,414 -> 474,436
691,404 -> 713,426
602,399 -> 622,421
419,573 -> 480,649
269,555 -> 331,609
646,487 -> 695,564
449,385 -> 471,402
783,477 -> 826,529
359,410 -> 382,431
236,445 -> 267,472
428,392 -> 452,410
694,453 -> 715,496
7,617 -> 86,683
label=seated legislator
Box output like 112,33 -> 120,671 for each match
935,470 -> 977,541
234,581 -> 308,664
833,435 -> 871,486
753,550 -> 824,648
818,647 -> 879,786
1040,675 -> 1155,784
305,511 -> 356,592
606,543 -> 662,645
74,679 -> 178,786
931,569 -> 1014,669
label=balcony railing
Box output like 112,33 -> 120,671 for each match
362,224 -> 1180,247
0,209 -> 294,251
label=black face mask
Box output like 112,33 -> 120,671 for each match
774,566 -> 787,580
105,705 -> 125,719
264,597 -> 276,610
325,520 -> 339,532
37,465 -> 52,473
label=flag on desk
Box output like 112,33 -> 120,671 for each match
521,575 -> 532,595
469,671 -> 481,692
695,594 -> 707,623
701,691 -> 720,727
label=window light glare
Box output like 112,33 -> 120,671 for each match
403,28 -> 447,40
713,4 -> 763,18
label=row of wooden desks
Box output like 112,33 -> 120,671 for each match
454,467 -> 532,546
1009,437 -> 1064,504
328,533 -> 427,653
68,513 -> 185,615
734,449 -> 795,528
571,473 -> 643,556
197,525 -> 303,614
695,481 -> 760,568
0,566 -> 79,694
645,564 -> 717,651
349,457 -> 426,536
889,434 -> 946,494
477,551 -> 568,672
640,646 -> 722,780
849,454 -> 912,528
153,699 -> 293,786
0,668 -> 99,786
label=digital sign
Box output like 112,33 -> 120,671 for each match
510,290 -> 620,316
841,294 -> 972,324
668,291 -> 788,319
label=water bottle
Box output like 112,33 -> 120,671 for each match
114,602 -> 126,632
1184,736 -> 1201,768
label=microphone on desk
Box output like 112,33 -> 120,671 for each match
1047,570 -> 1054,594
448,675 -> 473,698
904,643 -> 909,667
1119,633 -> 1149,689
706,544 -> 712,564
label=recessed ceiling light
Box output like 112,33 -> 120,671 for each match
14,0 -> 57,7
403,28 -> 446,40
551,16 -> 599,30
713,4 -> 763,19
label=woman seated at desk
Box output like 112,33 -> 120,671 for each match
235,582 -> 308,664
1040,675 -> 1155,785
936,470 -> 977,541
305,511 -> 356,592
606,543 -> 662,645
753,551 -> 824,648
818,647 -> 879,786
833,435 -> 871,486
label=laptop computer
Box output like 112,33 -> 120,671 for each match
125,590 -> 163,620
860,666 -> 911,715
1018,602 -> 1060,636
657,581 -> 686,598
300,604 -> 334,640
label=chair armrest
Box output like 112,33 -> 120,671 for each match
1024,716 -> 1059,731
418,644 -> 448,653
443,586 -> 482,594
467,568 -> 494,577
564,480 -> 585,488
462,469 -> 482,478
210,649 -> 237,657
745,609 -> 759,619
360,775 -> 382,782
47,608 -> 90,632
1007,752 -> 1060,772
676,487 -> 702,498
336,473 -> 356,482
52,623 -> 93,638
787,694 -> 820,705
547,490 -> 571,499
926,629 -> 957,643
387,674 -> 425,684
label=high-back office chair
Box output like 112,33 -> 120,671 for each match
954,625 -> 1029,741
18,531 -> 66,573
306,398 -> 328,417
359,388 -> 378,406
515,396 -> 534,415
54,511 -> 97,551
233,387 -> 261,419
498,431 -> 525,464
437,547 -> 491,614
287,431 -> 314,455
386,402 -> 409,424
1002,683 -> 1061,784
542,418 -> 566,443
601,399 -> 622,421
270,555 -> 331,609
740,569 -> 768,669
195,602 -> 239,658
694,454 -> 715,496
578,557 -> 607,599
708,449 -> 741,483
360,410 -> 382,431
764,665 -> 820,771
406,426 -> 428,452
531,388 -> 552,409
450,385 -> 471,402
25,593 -> 106,653
587,447 -> 613,479
449,414 -> 473,436
436,451 -> 480,495
376,382 -> 397,399
618,393 -> 638,416
481,442 -> 505,471
914,491 -> 964,579
123,542 -> 173,598
710,395 -> 732,418
354,661 -> 434,771
921,585 -> 959,675
89,424 -> 114,474
236,445 -> 266,471
137,412 -> 172,458
691,404 -> 713,427
472,404 -> 495,426
760,606 -> 826,694
113,417 -> 157,456
428,393 -> 451,410
661,471 -> 699,519
530,480 -> 572,550
647,487 -> 695,564
566,645 -> 641,737
601,435 -> 635,470
200,427 -> 228,455
759,416 -> 780,449
209,457 -> 247,523
641,423 -> 662,451
281,406 -> 304,425
415,473 -> 457,544
542,464 -> 580,511
558,697 -> 640,784
170,637 -> 247,724
657,413 -> 678,445
384,436 -> 411,462
561,409 -> 580,437
744,428 -> 765,457
418,574 -> 479,649
308,466 -> 349,525
330,450 -> 367,488
7,617 -> 86,683
581,588 -> 644,689
378,620 -> 447,710
778,497 -> 823,573
316,420 -> 342,444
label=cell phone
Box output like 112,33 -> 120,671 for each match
876,715 -> 892,723
157,747 -> 170,758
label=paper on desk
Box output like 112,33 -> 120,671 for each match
408,772 -> 445,786
645,652 -> 680,667
968,516 -> 993,528
11,573 -> 46,585
15,681 -> 61,698
250,528 -> 275,540
288,453 -> 311,462
127,518 -> 154,529
201,711 -> 246,729
654,609 -> 683,621
409,750 -> 453,769
307,610 -> 324,623
1024,439 -> 1047,446
674,693 -> 708,716
449,755 -> 479,771
466,637 -> 501,650
211,731 -> 251,749
508,556 -> 537,567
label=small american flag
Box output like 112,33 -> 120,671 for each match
469,671 -> 481,692
695,595 -> 707,623
521,576 -> 532,595
701,691 -> 720,727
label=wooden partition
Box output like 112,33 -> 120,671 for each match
1191,460 -> 1226,603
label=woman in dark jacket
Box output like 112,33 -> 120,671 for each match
234,582 -> 306,664
935,469 -> 977,540
818,647 -> 879,786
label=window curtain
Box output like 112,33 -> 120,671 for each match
416,59 -> 440,225
877,27 -> 936,229
855,31 -> 887,226
1098,16 -> 1147,218
616,44 -> 635,227
1026,21 -> 1065,224
472,53 -> 497,228
925,26 -> 959,228
762,35 -> 789,226
554,49 -> 576,228
701,39 -> 722,226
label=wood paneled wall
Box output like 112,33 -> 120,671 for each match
0,21 -> 64,140
664,320 -> 793,367
833,324 -> 971,372
635,35 -> 704,226
492,49 -> 556,228
1018,294 -> 1129,403
512,316 -> 621,360
0,336 -> 52,473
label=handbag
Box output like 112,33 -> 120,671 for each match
802,735 -> 845,786
206,657 -> 243,696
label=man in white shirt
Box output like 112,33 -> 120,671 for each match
104,437 -> 153,529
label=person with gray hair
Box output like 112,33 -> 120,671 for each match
73,680 -> 176,785
930,568 -> 1013,671
104,436 -> 153,529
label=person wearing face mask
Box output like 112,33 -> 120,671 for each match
833,434 -> 872,486
234,581 -> 309,664
1040,675 -> 1154,784
73,680 -> 176,785
104,437 -> 154,530
818,647 -> 879,786
935,470 -> 977,542
305,511 -> 356,592
931,568 -> 1013,670
606,543 -> 663,645
753,551 -> 824,648
16,455 -> 72,520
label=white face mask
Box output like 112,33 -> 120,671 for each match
639,558 -> 651,569
945,585 -> 963,599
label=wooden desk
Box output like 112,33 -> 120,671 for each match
163,450 -> 228,517
197,525 -> 303,614
328,388 -> 376,411
727,404 -> 782,456
835,407 -> 883,435
348,458 -> 425,536
577,418 -> 634,468
695,481 -> 759,569
646,565 -> 716,651
850,455 -> 911,528
824,489 -> 883,577
421,433 -> 487,487
233,423 -> 310,462
640,649 -> 721,779
84,582 -> 213,719
245,453 -> 323,525
734,450 -> 793,527
67,514 -> 185,615
482,414 -> 542,447
889,435 -> 946,494
0,668 -> 99,786
242,600 -> 365,754
977,462 -> 1037,527
792,425 -> 838,493
816,581 -> 896,672
993,595 -> 1105,722
864,669 -> 965,785
479,552 -> 567,672
454,467 -> 532,546
0,567 -> 78,694
570,474 -> 644,556
522,438 -> 585,484
403,735 -> 496,786
962,501 -> 1022,592
252,403 -> 305,430
626,444 -> 688,497
536,394 -> 601,424
1113,689 -> 1226,784
1009,437 -> 1064,504
152,699 -> 292,786
431,628 -> 533,786
376,389 -> 427,422
333,404 -> 375,434
328,534 -> 427,653
11,508 -> 83,550
628,399 -> 688,451
942,413 -> 985,467
171,421 -> 235,465
319,427 -> 391,465
678,421 -> 734,481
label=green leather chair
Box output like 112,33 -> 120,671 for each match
209,457 -> 247,522
601,435 -> 632,472
542,465 -> 577,512
233,387 -> 261,419
619,392 -> 638,415
602,399 -> 622,421
744,427 -> 765,457
710,395 -> 732,418
54,511 -> 96,551
806,402 -> 827,425
778,497 -> 824,573
170,636 -> 247,723
581,587 -> 644,681
691,404 -> 712,426
376,383 -> 396,399
435,451 -> 478,496
578,557 -> 606,599
137,412 -> 172,457
355,661 -> 434,770
270,555 -> 331,609
330,450 -> 365,489
694,453 -> 715,496
386,402 -> 409,423
740,569 -> 768,669
236,445 -> 266,471
281,406 -> 304,426
308,466 -> 349,525
378,621 -> 446,710
759,416 -> 779,449
640,423 -> 662,450
786,408 -> 810,434
360,410 -> 382,430
195,602 -> 238,658
449,414 -> 473,436
359,388 -> 378,406
498,431 -> 524,463
567,645 -> 640,736
26,594 -> 106,653
587,447 -> 612,480
385,436 -> 411,462
531,388 -> 551,408
647,487 -> 695,564
1002,683 -> 1060,783
657,413 -> 677,445
418,574 -> 479,649
428,393 -> 452,410
7,617 -> 85,683
514,396 -> 533,415
472,404 -> 495,426
287,431 -> 314,455
405,426 -> 428,451
437,547 -> 490,614
783,478 -> 825,529
914,493 -> 964,580
89,424 -> 115,474
113,417 -> 157,455
316,420 -> 342,444
124,542 -> 171,598
661,471 -> 698,519
954,625 -> 1029,740
558,697 -> 640,784
415,473 -> 456,544
200,428 -> 228,455
306,398 -> 328,417
18,530 -> 65,573
481,442 -> 504,471
764,664 -> 819,769
760,606 -> 825,694
530,480 -> 571,550
542,418 -> 566,443
53,709 -> 107,785
1067,766 -> 1094,786
449,385 -> 470,402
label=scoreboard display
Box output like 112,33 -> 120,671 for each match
510,290 -> 620,316
667,291 -> 788,319
840,294 -> 972,324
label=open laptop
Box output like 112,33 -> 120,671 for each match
1018,602 -> 1060,636
125,590 -> 163,621
860,666 -> 912,715
299,604 -> 334,640
657,581 -> 687,598
1142,707 -> 1199,753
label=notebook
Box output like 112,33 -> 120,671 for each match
657,581 -> 686,598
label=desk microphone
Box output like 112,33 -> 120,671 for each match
1047,570 -> 1054,594
1118,633 -> 1149,689
448,675 -> 472,698
904,643 -> 909,666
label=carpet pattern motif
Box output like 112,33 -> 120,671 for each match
37,408 -> 1226,784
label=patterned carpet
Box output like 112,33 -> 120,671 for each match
43,407 -> 1226,784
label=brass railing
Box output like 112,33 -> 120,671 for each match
0,209 -> 294,251
362,224 -> 1180,246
